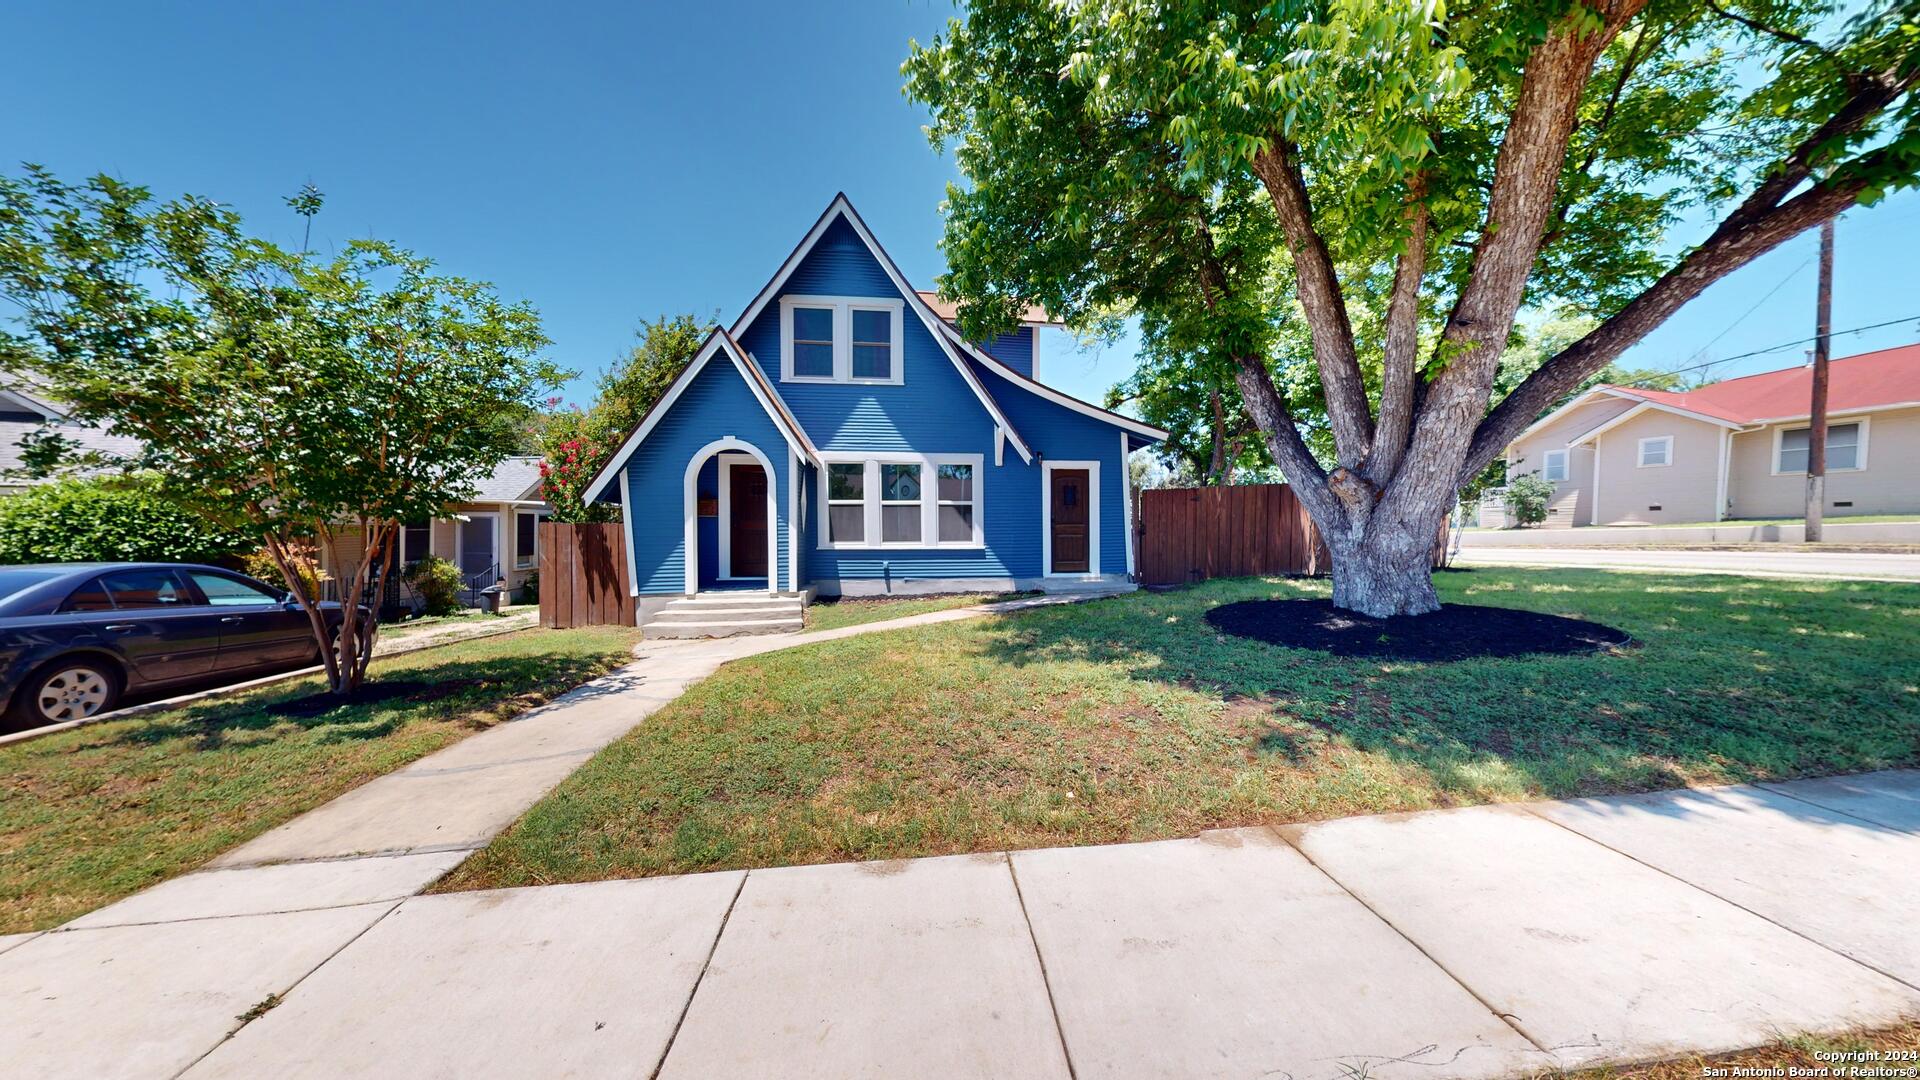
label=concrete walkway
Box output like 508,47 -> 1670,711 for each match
1456,545 -> 1920,582
2,770 -> 1915,1079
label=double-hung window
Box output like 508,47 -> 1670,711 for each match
880,463 -> 923,543
818,455 -> 983,549
937,464 -> 975,542
1777,421 -> 1862,473
1541,449 -> 1569,483
827,463 -> 865,543
780,297 -> 903,384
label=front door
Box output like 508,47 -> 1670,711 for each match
729,462 -> 768,578
459,515 -> 497,597
1050,468 -> 1091,573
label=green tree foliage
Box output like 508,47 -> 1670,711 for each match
539,312 -> 710,522
0,474 -> 254,565
0,168 -> 560,692
906,0 -> 1919,615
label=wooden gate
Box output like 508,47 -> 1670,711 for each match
538,522 -> 636,628
1135,484 -> 1328,587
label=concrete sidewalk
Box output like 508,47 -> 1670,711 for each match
1456,546 -> 1920,582
3,770 -> 1916,1079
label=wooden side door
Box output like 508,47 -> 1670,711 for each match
1050,468 -> 1091,573
729,462 -> 769,577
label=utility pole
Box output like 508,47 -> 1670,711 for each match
1805,219 -> 1834,542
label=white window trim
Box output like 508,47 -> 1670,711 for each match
815,452 -> 985,551
1041,459 -> 1101,578
1772,416 -> 1869,475
514,510 -> 540,569
823,461 -> 869,547
1636,435 -> 1673,469
878,461 -> 926,546
715,451 -> 762,581
1541,449 -> 1569,483
779,295 -> 905,386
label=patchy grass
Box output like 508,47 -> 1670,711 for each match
1556,1021 -> 1920,1080
0,626 -> 639,933
437,569 -> 1919,891
804,591 -> 1033,632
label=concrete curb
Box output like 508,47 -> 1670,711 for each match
0,614 -> 540,749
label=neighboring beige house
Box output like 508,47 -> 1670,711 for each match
318,456 -> 553,604
1496,343 -> 1920,527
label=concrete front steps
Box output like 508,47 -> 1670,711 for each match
642,593 -> 805,639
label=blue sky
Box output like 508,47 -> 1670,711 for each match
5,0 -> 1916,412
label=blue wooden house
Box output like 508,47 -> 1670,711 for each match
582,195 -> 1165,634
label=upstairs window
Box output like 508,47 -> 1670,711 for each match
851,308 -> 894,380
790,306 -> 835,379
1778,421 -> 1862,473
780,296 -> 904,384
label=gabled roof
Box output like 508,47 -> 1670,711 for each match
470,455 -> 548,502
728,194 -> 1034,464
914,291 -> 1059,329
935,322 -> 1169,442
582,328 -> 819,503
1512,342 -> 1920,450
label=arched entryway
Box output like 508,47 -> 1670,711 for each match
683,437 -> 779,595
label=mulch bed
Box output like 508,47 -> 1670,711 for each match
1204,599 -> 1632,661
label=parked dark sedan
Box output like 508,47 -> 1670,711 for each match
0,563 -> 347,731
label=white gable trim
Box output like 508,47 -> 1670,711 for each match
583,330 -> 817,504
727,194 -> 1036,465
0,388 -> 64,420
1569,399 -> 1745,448
936,322 -> 1170,441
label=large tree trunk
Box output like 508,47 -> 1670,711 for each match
1326,529 -> 1441,618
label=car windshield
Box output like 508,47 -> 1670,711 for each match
0,568 -> 64,602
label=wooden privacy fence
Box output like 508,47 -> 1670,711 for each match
538,522 -> 635,628
1136,483 -> 1329,587
1136,483 -> 1450,587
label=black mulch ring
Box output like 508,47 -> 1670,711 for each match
1205,599 -> 1632,661
266,680 -> 465,718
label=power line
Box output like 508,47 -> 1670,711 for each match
1612,313 -> 1920,390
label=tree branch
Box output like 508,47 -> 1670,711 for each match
1249,139 -> 1374,466
1385,1 -> 1645,524
1363,174 -> 1430,487
1464,168 -> 1876,480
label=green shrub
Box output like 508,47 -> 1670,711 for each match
1504,473 -> 1556,528
0,474 -> 254,564
405,555 -> 466,616
519,570 -> 539,605
241,545 -> 321,600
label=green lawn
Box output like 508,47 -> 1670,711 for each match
805,591 -> 1033,632
438,569 -> 1920,892
0,626 -> 640,932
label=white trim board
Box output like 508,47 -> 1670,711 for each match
1041,459 -> 1101,579
727,194 -> 1036,464
936,322 -> 1170,442
583,329 -> 817,504
1570,399 -> 1743,447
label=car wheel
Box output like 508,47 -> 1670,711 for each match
12,660 -> 123,728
